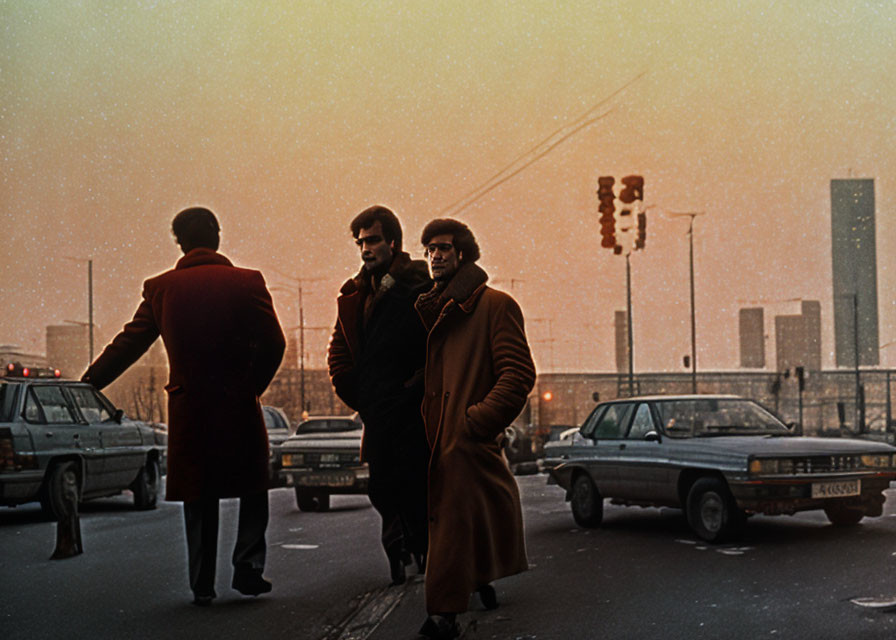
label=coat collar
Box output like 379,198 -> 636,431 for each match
175,248 -> 233,270
338,251 -> 427,296
440,262 -> 488,311
415,262 -> 489,330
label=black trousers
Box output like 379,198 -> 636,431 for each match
182,491 -> 269,595
366,444 -> 429,562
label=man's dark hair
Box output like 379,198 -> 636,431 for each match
350,205 -> 403,252
172,207 -> 220,251
420,218 -> 480,264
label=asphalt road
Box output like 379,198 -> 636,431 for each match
3,476 -> 896,640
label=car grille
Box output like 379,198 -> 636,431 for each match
784,455 -> 861,474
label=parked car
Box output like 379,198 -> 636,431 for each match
277,415 -> 366,512
0,364 -> 167,519
548,395 -> 896,542
262,405 -> 292,488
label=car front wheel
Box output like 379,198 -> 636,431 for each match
41,461 -> 80,521
570,473 -> 603,528
132,458 -> 160,510
295,488 -> 330,512
823,499 -> 864,526
686,477 -> 744,543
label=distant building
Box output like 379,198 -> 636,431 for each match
738,308 -> 765,368
614,310 -> 629,374
0,345 -> 48,370
831,179 -> 879,367
46,324 -> 89,378
774,300 -> 822,373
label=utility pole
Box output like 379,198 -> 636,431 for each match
270,271 -> 325,415
669,212 -> 704,394
64,256 -> 94,364
625,253 -> 634,395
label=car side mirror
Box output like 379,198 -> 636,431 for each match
785,421 -> 796,431
114,408 -> 124,423
644,430 -> 661,442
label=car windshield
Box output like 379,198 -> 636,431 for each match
295,418 -> 358,435
654,398 -> 788,438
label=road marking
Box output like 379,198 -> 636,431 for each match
321,579 -> 415,640
282,544 -> 319,550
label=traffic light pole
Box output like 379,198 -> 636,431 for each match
626,253 -> 634,396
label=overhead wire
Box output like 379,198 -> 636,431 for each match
439,70 -> 648,218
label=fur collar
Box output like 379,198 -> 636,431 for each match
415,262 -> 488,329
339,251 -> 429,296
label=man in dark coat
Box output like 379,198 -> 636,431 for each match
414,219 -> 536,640
328,205 -> 431,585
82,207 -> 285,606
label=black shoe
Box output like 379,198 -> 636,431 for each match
232,569 -> 272,596
388,551 -> 406,586
418,615 -> 459,639
477,584 -> 498,610
413,550 -> 427,574
191,592 -> 215,607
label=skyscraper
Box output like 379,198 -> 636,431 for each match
831,179 -> 879,367
739,307 -> 765,368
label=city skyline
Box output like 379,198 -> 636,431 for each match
2,2 -> 894,374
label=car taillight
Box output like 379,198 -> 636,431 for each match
0,427 -> 38,471
0,428 -> 14,470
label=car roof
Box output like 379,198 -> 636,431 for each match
602,394 -> 745,403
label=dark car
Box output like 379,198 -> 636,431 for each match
548,395 -> 896,542
0,365 -> 167,519
262,405 -> 292,488
277,415 -> 366,512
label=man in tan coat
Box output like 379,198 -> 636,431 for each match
414,219 -> 536,639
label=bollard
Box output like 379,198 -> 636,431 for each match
50,466 -> 83,559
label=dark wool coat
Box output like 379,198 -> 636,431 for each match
328,251 -> 431,461
82,249 -> 285,502
415,262 -> 536,614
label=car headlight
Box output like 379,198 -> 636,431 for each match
282,453 -> 303,467
749,458 -> 785,475
860,454 -> 894,469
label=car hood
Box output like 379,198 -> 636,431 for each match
685,435 -> 896,457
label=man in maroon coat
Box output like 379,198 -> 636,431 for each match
82,207 -> 285,606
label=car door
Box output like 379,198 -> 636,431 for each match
586,402 -> 634,497
25,384 -> 104,494
67,385 -> 144,491
615,402 -> 667,501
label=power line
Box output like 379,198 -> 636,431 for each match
440,70 -> 648,218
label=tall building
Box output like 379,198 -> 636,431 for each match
614,310 -> 629,374
831,179 -> 879,367
46,324 -> 89,378
739,308 -> 765,368
774,300 -> 822,373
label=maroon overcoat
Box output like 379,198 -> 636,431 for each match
415,262 -> 536,614
82,249 -> 285,502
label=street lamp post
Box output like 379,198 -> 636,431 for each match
669,212 -> 704,394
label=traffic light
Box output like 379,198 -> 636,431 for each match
597,176 -> 616,248
619,175 -> 645,253
635,211 -> 647,249
619,175 -> 644,203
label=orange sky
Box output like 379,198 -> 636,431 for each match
2,1 -> 894,374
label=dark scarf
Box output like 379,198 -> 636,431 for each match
416,262 -> 488,330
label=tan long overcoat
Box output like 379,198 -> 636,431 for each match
416,262 -> 536,614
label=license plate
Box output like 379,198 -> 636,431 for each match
297,472 -> 356,487
812,478 -> 860,498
